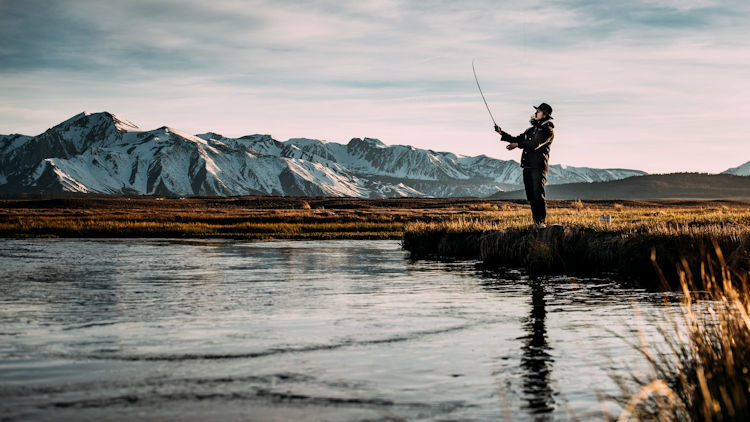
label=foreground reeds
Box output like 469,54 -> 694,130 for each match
615,246 -> 750,421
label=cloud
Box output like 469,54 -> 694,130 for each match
0,0 -> 748,173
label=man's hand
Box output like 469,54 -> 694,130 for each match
494,124 -> 502,134
506,143 -> 518,150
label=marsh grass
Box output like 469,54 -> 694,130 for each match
2,197 -> 750,246
614,246 -> 750,421
0,196 -> 486,240
404,204 -> 750,277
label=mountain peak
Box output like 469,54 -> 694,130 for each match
348,137 -> 386,149
287,138 -> 327,147
54,111 -> 139,134
196,132 -> 224,141
58,111 -> 90,126
240,134 -> 273,141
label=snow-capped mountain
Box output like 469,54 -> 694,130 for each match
723,161 -> 750,176
0,111 -> 647,197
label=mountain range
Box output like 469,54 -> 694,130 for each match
0,111 -> 660,198
490,173 -> 750,200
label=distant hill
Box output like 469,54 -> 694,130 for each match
723,161 -> 750,176
489,173 -> 750,200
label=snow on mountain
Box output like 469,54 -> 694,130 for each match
547,164 -> 645,184
336,139 -> 473,180
455,155 -> 522,185
723,161 -> 750,176
1,111 -> 647,197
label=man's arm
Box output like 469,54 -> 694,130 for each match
517,126 -> 552,150
495,125 -> 525,143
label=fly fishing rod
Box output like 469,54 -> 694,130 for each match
472,59 -> 497,127
473,60 -> 514,150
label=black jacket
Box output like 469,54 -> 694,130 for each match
501,119 -> 554,169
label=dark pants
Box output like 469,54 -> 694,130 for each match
523,167 -> 547,224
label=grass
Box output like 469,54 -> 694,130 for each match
404,203 -> 750,236
2,196 -> 749,282
402,201 -> 750,284
0,196 -> 453,239
614,245 -> 750,421
1,196 -> 748,236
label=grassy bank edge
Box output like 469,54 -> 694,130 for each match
403,224 -> 750,286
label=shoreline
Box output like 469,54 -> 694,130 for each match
403,224 -> 750,286
2,196 -> 749,286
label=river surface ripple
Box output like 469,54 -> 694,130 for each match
0,239 -> 678,421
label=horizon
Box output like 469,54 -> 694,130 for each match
2,109 -> 749,174
1,1 -> 748,174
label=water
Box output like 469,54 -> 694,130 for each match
0,239 -> 678,421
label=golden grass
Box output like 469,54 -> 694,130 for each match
404,205 -> 750,238
402,202 -> 750,283
0,196 -> 477,239
615,246 -> 750,421
1,197 -> 749,243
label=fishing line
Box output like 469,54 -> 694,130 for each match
471,59 -> 497,126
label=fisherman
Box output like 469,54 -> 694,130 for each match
494,103 -> 554,228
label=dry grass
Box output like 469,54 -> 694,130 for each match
404,204 -> 750,238
402,202 -> 750,283
2,197 -> 749,245
0,196 -> 502,240
614,246 -> 750,421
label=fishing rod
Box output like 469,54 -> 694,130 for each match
473,60 -> 547,152
472,59 -> 497,127
473,60 -> 514,151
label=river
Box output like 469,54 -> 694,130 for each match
0,239 -> 677,421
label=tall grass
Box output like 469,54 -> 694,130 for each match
3,197 -> 750,243
403,204 -> 750,282
616,246 -> 750,421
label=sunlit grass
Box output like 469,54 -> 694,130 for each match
402,202 -> 750,282
404,205 -> 750,238
1,197 -> 749,241
614,246 -> 750,421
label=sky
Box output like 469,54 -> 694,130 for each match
0,0 -> 748,173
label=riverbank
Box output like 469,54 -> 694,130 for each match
0,196 -> 627,240
2,196 -> 749,284
403,204 -> 750,285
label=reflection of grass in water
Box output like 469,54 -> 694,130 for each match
615,245 -> 750,421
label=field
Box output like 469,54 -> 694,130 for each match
1,195 -> 749,283
0,196 -> 495,239
1,196 -> 748,238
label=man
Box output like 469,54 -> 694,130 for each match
494,103 -> 555,228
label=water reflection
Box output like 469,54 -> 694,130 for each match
435,263 -> 557,417
520,279 -> 555,416
0,240 -> 672,421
